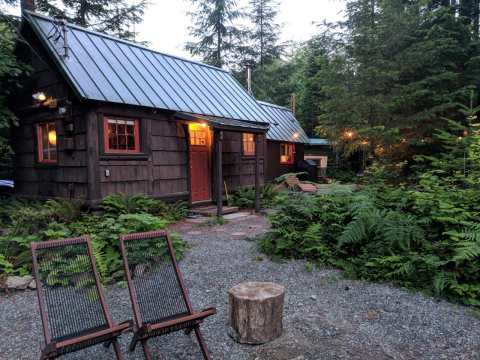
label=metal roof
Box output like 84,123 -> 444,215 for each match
258,101 -> 309,143
175,112 -> 269,132
23,11 -> 270,127
308,138 -> 330,146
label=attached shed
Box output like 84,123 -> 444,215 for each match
258,102 -> 309,182
13,11 -> 270,214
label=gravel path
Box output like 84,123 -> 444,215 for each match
1,213 -> 479,360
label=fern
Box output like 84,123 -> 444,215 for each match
453,225 -> 480,262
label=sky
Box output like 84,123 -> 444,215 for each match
3,0 -> 347,59
136,0 -> 346,58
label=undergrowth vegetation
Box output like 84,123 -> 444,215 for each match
0,195 -> 187,282
261,114 -> 480,307
229,183 -> 278,209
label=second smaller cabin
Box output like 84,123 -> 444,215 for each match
259,102 -> 309,182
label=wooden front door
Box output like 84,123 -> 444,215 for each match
189,123 -> 210,202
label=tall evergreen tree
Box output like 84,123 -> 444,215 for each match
186,0 -> 244,69
248,0 -> 281,67
35,0 -> 147,40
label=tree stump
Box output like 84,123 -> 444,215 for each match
228,281 -> 285,344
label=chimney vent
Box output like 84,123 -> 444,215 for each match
291,93 -> 296,115
21,0 -> 35,13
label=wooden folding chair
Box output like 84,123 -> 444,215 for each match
31,236 -> 131,359
119,230 -> 216,360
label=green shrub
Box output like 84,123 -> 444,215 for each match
230,183 -> 278,209
0,195 -> 187,282
101,194 -> 187,221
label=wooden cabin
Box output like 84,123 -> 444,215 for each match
12,11 -> 270,214
258,102 -> 309,182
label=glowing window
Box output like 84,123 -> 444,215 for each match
280,143 -> 295,164
242,133 -> 255,156
37,122 -> 57,163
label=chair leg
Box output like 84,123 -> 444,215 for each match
194,326 -> 211,360
141,339 -> 153,360
112,339 -> 124,360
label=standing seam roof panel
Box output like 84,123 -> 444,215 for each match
259,102 -> 309,143
195,66 -> 245,121
108,41 -> 169,109
24,12 -> 271,125
139,50 -> 196,113
68,29 -> 123,103
97,37 -> 155,107
151,53 -> 211,115
183,62 -> 236,119
81,32 -> 141,106
222,75 -> 268,122
167,58 -> 225,116
122,45 -> 181,110
161,56 -> 219,116
205,68 -> 257,121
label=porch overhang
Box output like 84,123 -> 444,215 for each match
175,112 -> 269,133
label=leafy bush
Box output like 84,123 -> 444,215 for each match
229,183 -> 278,209
101,194 -> 187,221
0,194 -> 187,282
261,108 -> 480,307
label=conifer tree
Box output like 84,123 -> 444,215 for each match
35,0 -> 147,40
248,0 -> 281,67
186,0 -> 244,69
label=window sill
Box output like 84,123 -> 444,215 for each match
100,153 -> 149,161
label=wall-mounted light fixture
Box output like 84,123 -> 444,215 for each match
32,92 -> 47,102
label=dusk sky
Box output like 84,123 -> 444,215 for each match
2,0 -> 346,58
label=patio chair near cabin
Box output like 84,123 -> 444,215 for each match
119,230 -> 216,360
31,236 -> 131,359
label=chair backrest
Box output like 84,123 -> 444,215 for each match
119,231 -> 193,328
31,237 -> 112,344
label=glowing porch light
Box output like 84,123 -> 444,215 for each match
292,132 -> 299,139
32,92 -> 47,102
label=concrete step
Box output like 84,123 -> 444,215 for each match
190,205 -> 239,217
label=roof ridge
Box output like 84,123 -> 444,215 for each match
23,10 -> 229,74
258,100 -> 292,112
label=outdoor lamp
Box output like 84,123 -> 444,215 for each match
32,92 -> 47,102
293,132 -> 299,139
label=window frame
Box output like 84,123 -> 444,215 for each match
280,143 -> 295,165
242,133 -> 256,157
103,116 -> 141,154
36,121 -> 58,164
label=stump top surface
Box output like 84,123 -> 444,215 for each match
229,281 -> 285,300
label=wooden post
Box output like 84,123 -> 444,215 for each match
86,110 -> 101,205
215,130 -> 223,217
254,134 -> 261,212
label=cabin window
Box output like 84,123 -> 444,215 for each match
242,133 -> 255,156
189,123 -> 208,146
104,117 -> 140,153
280,143 -> 295,164
36,122 -> 57,163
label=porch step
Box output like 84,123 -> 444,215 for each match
190,205 -> 239,217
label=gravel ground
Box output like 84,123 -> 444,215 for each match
1,213 -> 480,360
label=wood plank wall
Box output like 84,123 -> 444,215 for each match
265,141 -> 304,182
13,36 -> 89,200
221,131 -> 265,191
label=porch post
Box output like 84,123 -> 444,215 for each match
254,133 -> 261,212
215,129 -> 223,217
